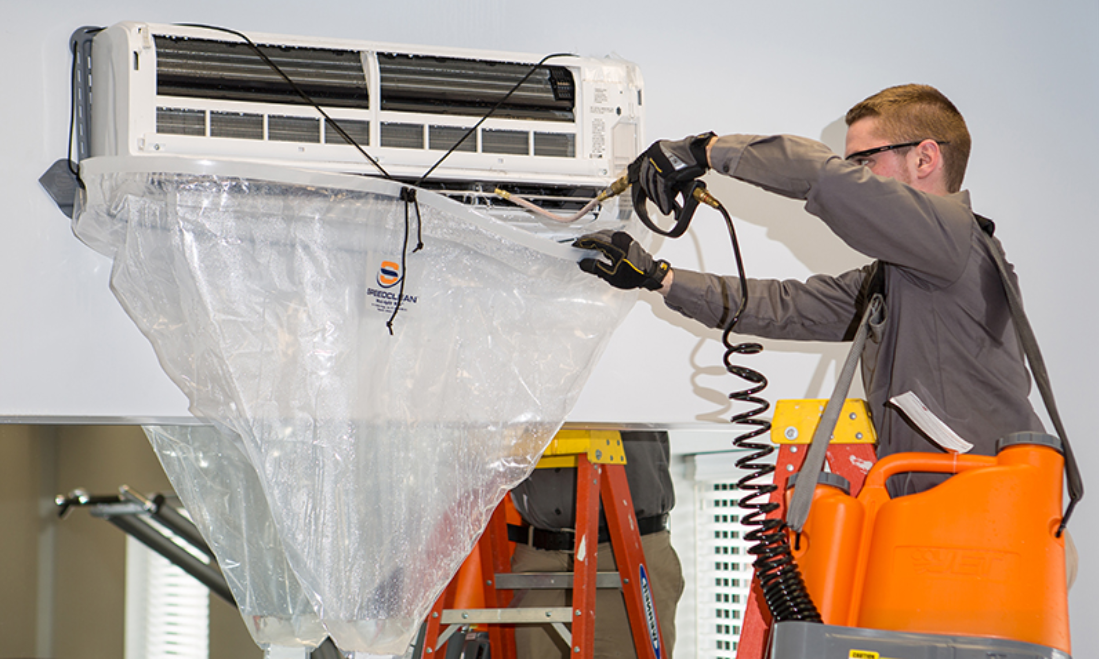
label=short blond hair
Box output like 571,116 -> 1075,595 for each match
846,84 -> 971,193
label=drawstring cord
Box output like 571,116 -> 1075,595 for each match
387,188 -> 424,334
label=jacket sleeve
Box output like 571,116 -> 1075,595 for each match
708,134 -> 975,287
664,266 -> 870,342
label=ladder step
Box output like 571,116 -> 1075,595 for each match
494,571 -> 622,590
441,607 -> 573,624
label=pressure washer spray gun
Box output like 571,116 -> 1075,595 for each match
595,155 -> 722,238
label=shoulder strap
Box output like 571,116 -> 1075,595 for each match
786,293 -> 883,533
975,214 -> 1082,533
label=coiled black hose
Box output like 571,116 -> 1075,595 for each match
711,200 -> 822,624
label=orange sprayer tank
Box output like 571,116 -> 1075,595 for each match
847,432 -> 1070,654
784,472 -> 864,626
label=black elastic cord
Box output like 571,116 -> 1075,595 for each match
386,187 -> 424,334
414,52 -> 573,187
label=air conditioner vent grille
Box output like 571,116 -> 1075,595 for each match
154,35 -> 369,109
325,119 -> 370,146
429,126 -> 476,153
482,129 -> 529,155
157,107 -> 205,136
533,132 -> 575,158
269,115 -> 320,143
381,122 -> 425,149
210,111 -> 263,140
378,53 -> 574,122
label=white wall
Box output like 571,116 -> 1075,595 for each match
2,0 -> 1096,653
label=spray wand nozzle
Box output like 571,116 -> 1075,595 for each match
596,174 -> 632,202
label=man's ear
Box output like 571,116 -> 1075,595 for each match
911,139 -> 950,194
913,139 -> 944,180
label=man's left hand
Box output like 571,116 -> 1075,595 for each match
574,230 -> 670,291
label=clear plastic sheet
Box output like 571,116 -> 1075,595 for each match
73,157 -> 640,654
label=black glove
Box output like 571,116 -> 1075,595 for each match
631,132 -> 716,215
574,230 -> 670,291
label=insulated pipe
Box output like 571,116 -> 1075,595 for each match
494,187 -> 602,223
493,173 -> 632,224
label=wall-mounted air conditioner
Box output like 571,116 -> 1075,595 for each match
78,22 -> 644,224
64,24 -> 650,654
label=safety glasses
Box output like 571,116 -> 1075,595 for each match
846,140 -> 948,165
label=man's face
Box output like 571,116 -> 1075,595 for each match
845,117 -> 915,186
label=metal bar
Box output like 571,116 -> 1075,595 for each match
434,624 -> 461,651
105,514 -> 235,605
118,486 -> 215,561
149,495 -> 215,560
440,607 -> 573,625
550,622 -> 572,646
494,571 -> 621,590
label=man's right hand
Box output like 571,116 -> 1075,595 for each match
631,132 -> 715,215
574,230 -> 670,291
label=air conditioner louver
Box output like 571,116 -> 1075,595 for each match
155,35 -> 369,108
378,53 -> 574,121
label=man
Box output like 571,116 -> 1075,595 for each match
578,84 -> 1045,494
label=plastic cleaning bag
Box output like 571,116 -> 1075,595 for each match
73,156 -> 641,654
144,423 -> 328,648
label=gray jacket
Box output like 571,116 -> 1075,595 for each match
665,134 -> 1043,492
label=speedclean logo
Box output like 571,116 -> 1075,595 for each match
367,257 -> 417,315
377,260 -> 402,288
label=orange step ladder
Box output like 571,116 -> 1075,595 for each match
419,429 -> 667,659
